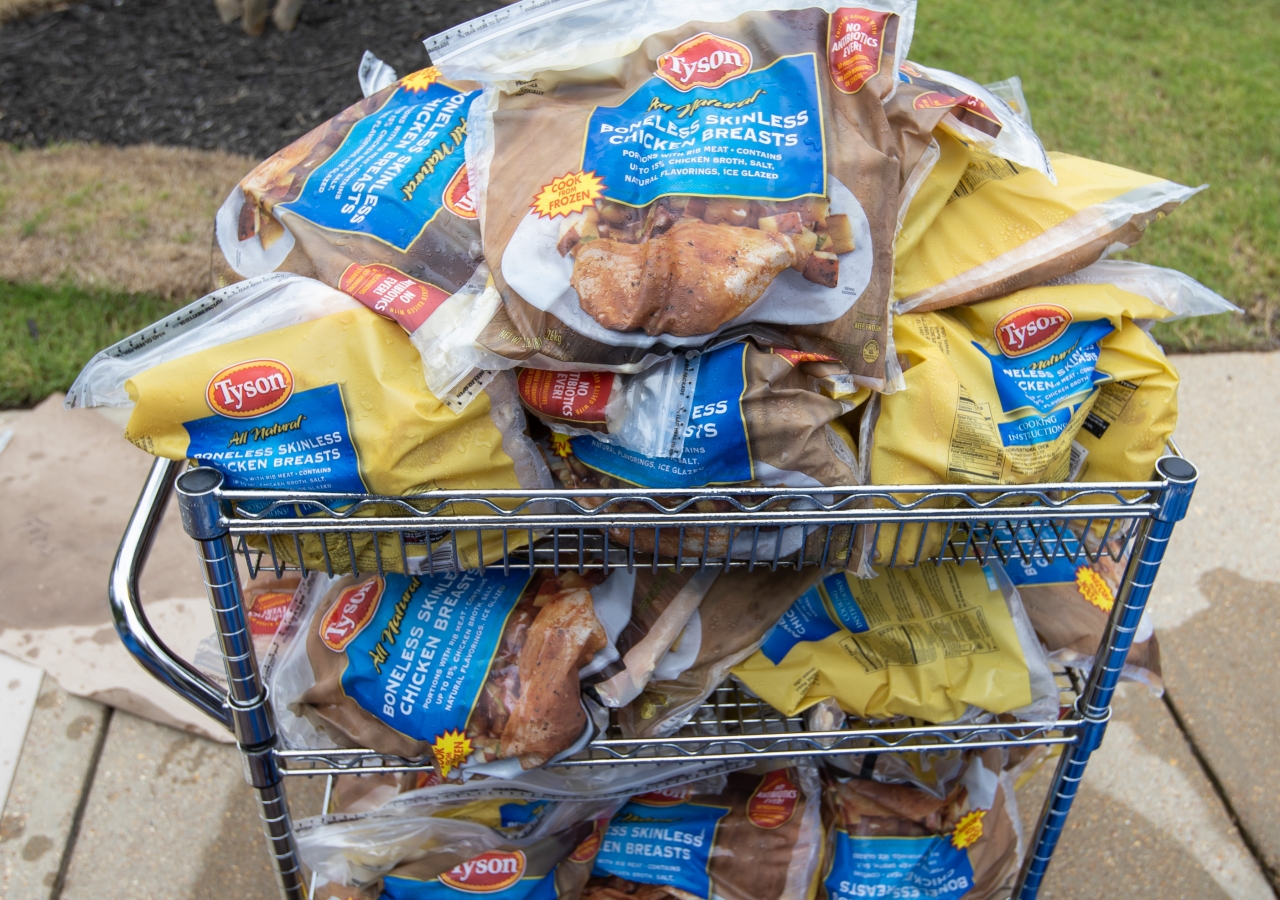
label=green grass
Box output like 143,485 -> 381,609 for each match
911,0 -> 1280,352
1,1 -> 1274,409
1,281 -> 174,408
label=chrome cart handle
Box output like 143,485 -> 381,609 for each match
108,456 -> 233,731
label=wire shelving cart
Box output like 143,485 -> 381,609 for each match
108,452 -> 1198,900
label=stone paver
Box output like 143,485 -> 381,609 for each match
0,677 -> 107,900
60,710 -> 324,900
1018,683 -> 1274,900
1140,352 -> 1280,887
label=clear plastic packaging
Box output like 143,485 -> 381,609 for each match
268,569 -> 635,776
427,0 -> 920,390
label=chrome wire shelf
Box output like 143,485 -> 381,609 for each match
222,480 -> 1152,579
110,453 -> 1199,900
275,676 -> 1083,776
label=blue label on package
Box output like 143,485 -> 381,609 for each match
976,319 -> 1114,417
998,526 -> 1084,586
581,55 -> 825,207
996,404 -> 1079,448
338,570 -> 532,744
593,798 -> 731,899
571,342 -> 751,487
184,384 -> 367,493
499,801 -> 550,830
824,831 -> 976,900
278,80 -> 474,251
760,586 -> 841,664
821,573 -> 871,634
381,872 -> 557,900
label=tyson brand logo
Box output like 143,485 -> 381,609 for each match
632,785 -> 692,807
319,578 -> 383,652
656,33 -> 752,92
438,851 -> 526,892
206,359 -> 294,418
443,165 -> 478,219
994,305 -> 1072,358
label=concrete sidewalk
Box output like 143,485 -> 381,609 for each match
1,352 -> 1278,899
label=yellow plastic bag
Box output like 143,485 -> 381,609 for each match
874,278 -> 1178,490
732,565 -> 1056,723
894,151 -> 1202,313
67,274 -> 550,571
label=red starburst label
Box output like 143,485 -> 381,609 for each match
246,591 -> 293,636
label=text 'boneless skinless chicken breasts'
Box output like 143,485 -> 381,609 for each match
428,0 -> 918,389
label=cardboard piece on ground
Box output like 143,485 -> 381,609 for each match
0,395 -> 231,742
0,677 -> 107,900
0,654 -> 42,813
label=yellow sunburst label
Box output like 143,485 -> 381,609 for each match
1075,566 -> 1114,613
950,809 -> 986,849
550,432 -> 573,457
399,67 -> 443,92
532,170 -> 606,218
432,729 -> 473,777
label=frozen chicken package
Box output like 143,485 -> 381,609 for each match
300,761 -> 745,890
1002,525 -> 1162,692
583,765 -> 826,900
864,261 -> 1235,566
732,563 -> 1058,724
821,749 -> 1023,900
527,339 -> 868,567
65,273 -> 551,572
427,0 -> 919,389
193,572 -> 300,685
570,567 -> 820,730
885,60 -> 1051,205
893,147 -> 1204,314
310,806 -> 612,900
873,262 -> 1236,490
216,65 -> 499,399
603,567 -> 824,738
267,566 -> 636,776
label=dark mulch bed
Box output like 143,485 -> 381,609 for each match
0,0 -> 505,158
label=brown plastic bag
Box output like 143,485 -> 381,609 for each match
820,749 -> 1022,900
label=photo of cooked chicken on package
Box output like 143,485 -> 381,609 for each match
820,750 -> 1022,900
270,569 -> 635,776
429,0 -> 917,387
583,766 -> 825,900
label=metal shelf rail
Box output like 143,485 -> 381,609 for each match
108,453 -> 1198,900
